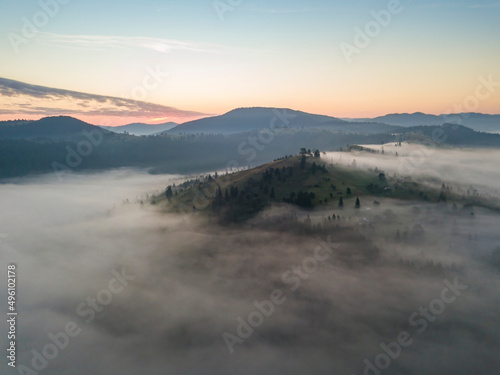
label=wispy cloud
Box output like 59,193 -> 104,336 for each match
37,33 -> 206,53
36,32 -> 259,55
0,77 -> 207,120
419,2 -> 500,9
248,6 -> 324,14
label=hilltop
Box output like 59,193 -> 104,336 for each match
156,152 -> 454,223
0,116 -> 112,140
157,147 -> 500,224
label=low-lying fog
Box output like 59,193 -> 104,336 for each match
324,144 -> 500,201
1,149 -> 500,375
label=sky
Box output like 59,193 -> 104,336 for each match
0,0 -> 499,125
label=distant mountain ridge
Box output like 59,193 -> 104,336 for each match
2,109 -> 499,141
101,122 -> 178,136
0,119 -> 34,126
167,107 -> 399,135
344,112 -> 500,133
1,114 -> 500,179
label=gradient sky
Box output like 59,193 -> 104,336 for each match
0,0 -> 499,125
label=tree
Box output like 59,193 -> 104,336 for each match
212,187 -> 224,212
314,149 -> 320,158
230,185 -> 238,199
300,154 -> 306,169
165,186 -> 173,201
215,187 -> 223,201
355,197 -> 361,208
338,197 -> 344,208
346,187 -> 352,195
270,187 -> 275,199
311,162 -> 317,174
438,191 -> 447,203
296,191 -> 312,208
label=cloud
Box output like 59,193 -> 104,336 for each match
0,77 -> 208,120
248,6 -> 324,14
324,144 -> 500,203
37,33 -> 210,54
419,2 -> 500,9
36,32 -> 258,55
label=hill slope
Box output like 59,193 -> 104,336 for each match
158,154 -> 452,222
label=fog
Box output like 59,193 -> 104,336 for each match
1,156 -> 500,375
324,144 -> 500,201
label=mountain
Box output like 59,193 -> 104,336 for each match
0,116 -> 112,140
319,119 -> 401,134
167,107 -> 397,135
0,120 -> 34,126
402,123 -> 500,147
344,112 -> 500,133
454,113 -> 500,133
167,107 -> 338,134
1,116 -> 500,179
345,112 -> 442,127
100,122 -> 178,136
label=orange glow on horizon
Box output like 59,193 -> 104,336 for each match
1,101 -> 499,126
